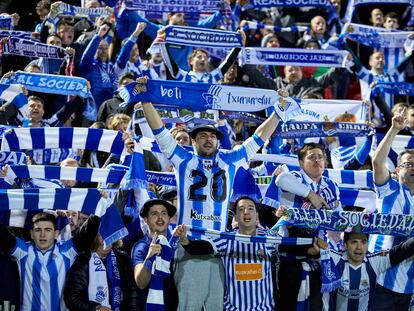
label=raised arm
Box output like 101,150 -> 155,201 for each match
134,234 -> 161,289
372,113 -> 406,185
141,101 -> 164,130
254,112 -> 279,143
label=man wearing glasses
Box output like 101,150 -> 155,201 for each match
275,142 -> 342,310
369,112 -> 414,310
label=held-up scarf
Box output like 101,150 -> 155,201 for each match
49,3 -> 112,20
88,250 -> 123,311
0,188 -> 128,248
124,0 -> 220,13
3,37 -> 66,59
241,47 -> 350,68
5,71 -> 92,98
146,235 -> 173,311
164,25 -> 243,48
118,80 -> 303,122
270,208 -> 414,238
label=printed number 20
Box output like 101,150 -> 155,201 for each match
188,169 -> 226,202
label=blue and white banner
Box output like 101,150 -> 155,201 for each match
0,16 -> 13,30
344,0 -> 412,23
295,98 -> 367,123
249,0 -> 330,8
27,148 -> 79,165
164,25 -> 243,48
276,121 -> 372,138
188,226 -> 313,245
0,151 -> 27,166
0,188 -> 128,248
49,3 -> 113,20
241,47 -> 350,67
372,82 -> 414,97
119,80 -> 303,122
3,37 -> 66,59
1,128 -> 125,155
0,84 -> 28,110
146,171 -> 176,187
0,30 -> 35,40
343,23 -> 409,48
6,71 -> 92,98
242,21 -> 308,33
271,208 -> 414,237
124,0 -> 220,13
5,164 -> 127,185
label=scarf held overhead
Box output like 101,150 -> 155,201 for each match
241,47 -> 350,67
164,25 -> 243,48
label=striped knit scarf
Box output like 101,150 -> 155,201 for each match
147,235 -> 173,311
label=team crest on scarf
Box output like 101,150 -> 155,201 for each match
95,286 -> 107,303
276,89 -> 290,112
202,85 -> 222,109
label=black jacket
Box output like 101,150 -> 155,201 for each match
64,249 -> 140,311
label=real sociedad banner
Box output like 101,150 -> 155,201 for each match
296,99 -> 367,123
241,47 -> 349,68
275,121 -> 372,138
249,0 -> 329,8
0,151 -> 27,166
372,82 -> 414,97
343,23 -> 408,48
6,71 -> 91,98
271,208 -> 414,237
0,16 -> 13,30
49,3 -> 112,20
4,37 -> 66,59
124,0 -> 220,13
164,25 -> 243,48
118,80 -> 303,122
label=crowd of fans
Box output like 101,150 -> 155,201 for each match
1,0 -> 414,310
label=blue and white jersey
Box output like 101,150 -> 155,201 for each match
279,170 -> 342,211
175,67 -> 223,84
368,177 -> 414,294
12,238 -> 78,311
154,127 -> 264,231
357,67 -> 401,118
210,227 -> 276,311
382,47 -> 405,75
323,250 -> 390,311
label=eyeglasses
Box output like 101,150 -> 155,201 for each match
399,162 -> 414,169
306,154 -> 326,161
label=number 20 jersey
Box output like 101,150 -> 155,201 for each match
154,127 -> 264,231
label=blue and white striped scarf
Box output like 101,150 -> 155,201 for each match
1,127 -> 124,155
242,21 -> 308,33
0,151 -> 27,166
147,235 -> 173,311
241,47 -> 350,68
372,81 -> 414,97
0,83 -> 28,115
5,71 -> 92,98
5,164 -> 127,185
0,188 -> 127,248
164,25 -> 243,48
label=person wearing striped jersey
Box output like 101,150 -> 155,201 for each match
173,196 -> 278,311
275,142 -> 342,311
114,22 -> 159,80
160,30 -> 244,84
0,212 -> 100,311
317,232 -> 414,311
369,112 -> 414,310
141,101 -> 280,310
